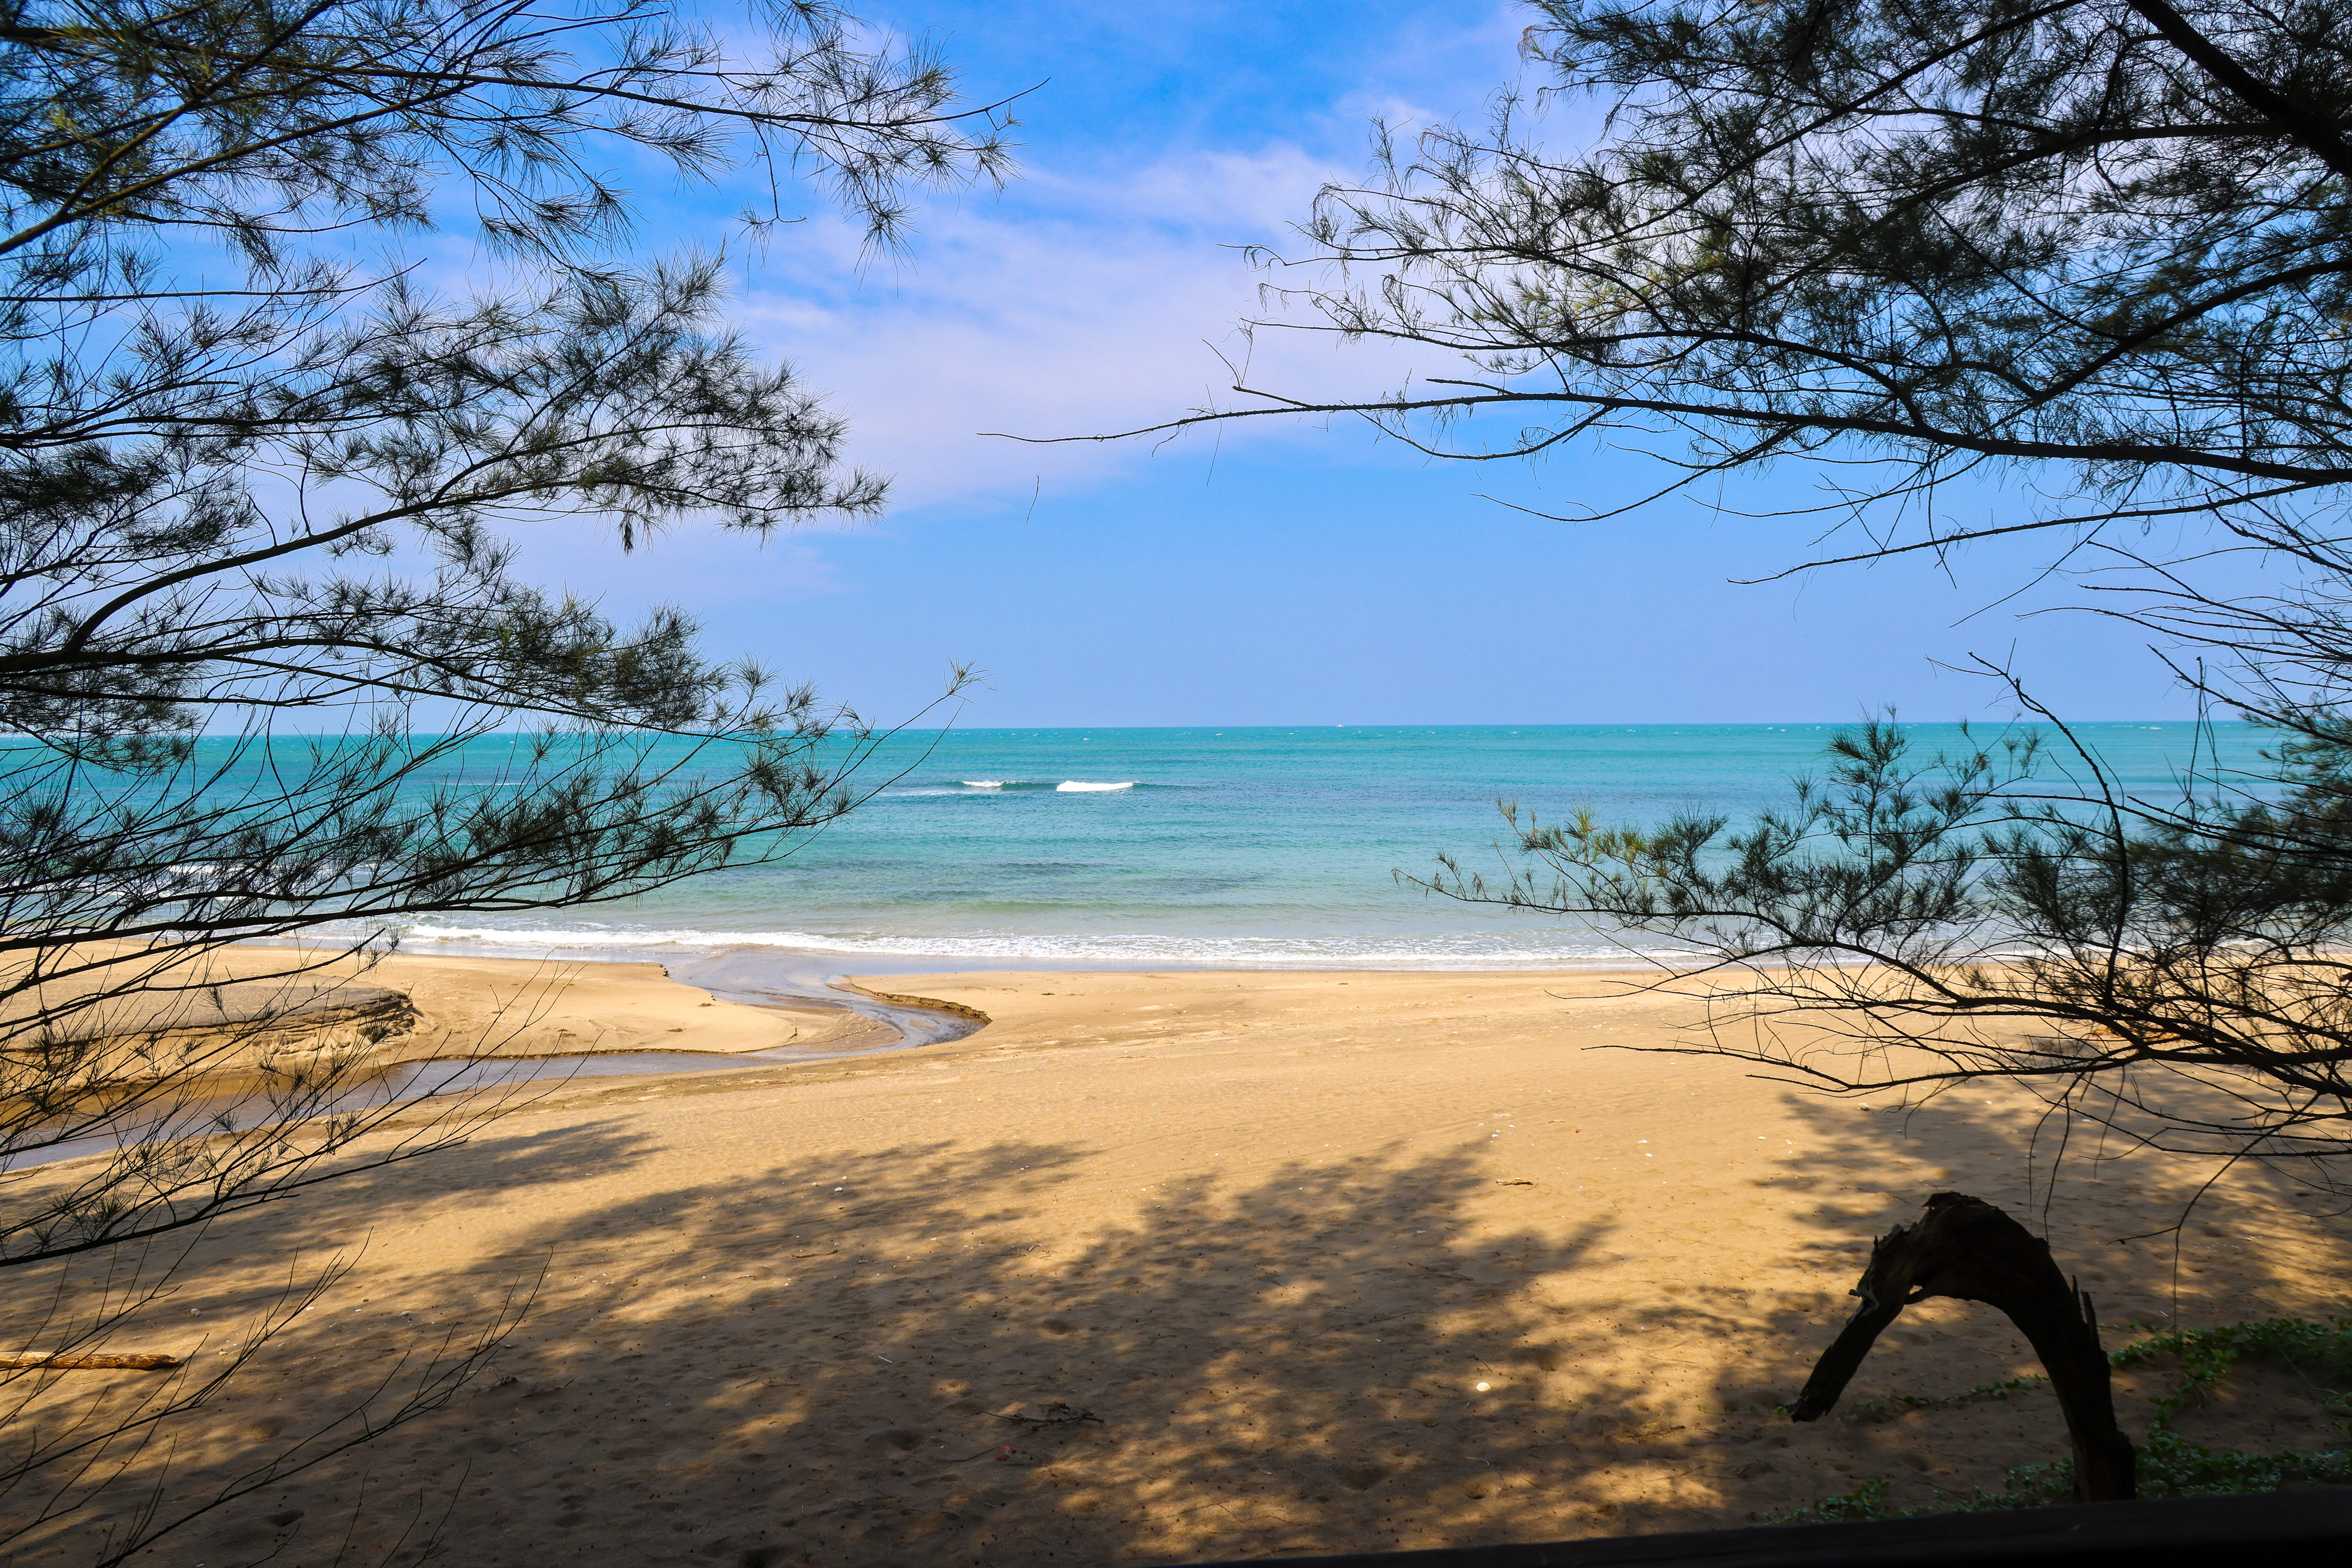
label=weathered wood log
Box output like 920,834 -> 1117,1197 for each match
0,1350 -> 181,1370
1790,1190 -> 2135,1503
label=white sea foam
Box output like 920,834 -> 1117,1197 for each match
1055,780 -> 1135,792
961,780 -> 1006,788
376,920 -> 1703,969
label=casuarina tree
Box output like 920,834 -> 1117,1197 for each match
1080,2 -> 2352,1187
0,2 -> 1008,1557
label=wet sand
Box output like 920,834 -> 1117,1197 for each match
7,967 -> 2349,1566
13,942 -> 906,1070
255,944 -> 906,1062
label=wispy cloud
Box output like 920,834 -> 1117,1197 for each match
733,139 -> 1468,514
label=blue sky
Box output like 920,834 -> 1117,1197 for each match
488,1 -> 2226,729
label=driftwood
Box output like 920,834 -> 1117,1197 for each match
1790,1191 -> 2135,1503
0,1350 -> 181,1371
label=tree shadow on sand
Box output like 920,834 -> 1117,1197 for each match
0,1118 -> 663,1566
67,1132 -> 1711,1566
1681,1083 -> 2352,1520
16,1080 -> 2351,1567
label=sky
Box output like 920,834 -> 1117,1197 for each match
482,0 -> 2233,729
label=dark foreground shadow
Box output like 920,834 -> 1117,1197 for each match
2,1070 -> 2347,1568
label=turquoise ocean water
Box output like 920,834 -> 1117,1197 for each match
390,722 -> 2260,970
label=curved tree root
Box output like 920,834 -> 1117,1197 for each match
1790,1191 -> 2136,1503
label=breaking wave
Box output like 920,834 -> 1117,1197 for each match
378,921 -> 1700,969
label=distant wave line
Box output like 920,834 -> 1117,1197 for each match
930,779 -> 1141,792
380,920 -> 1698,967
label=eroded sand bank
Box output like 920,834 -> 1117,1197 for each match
9,967 -> 2349,1566
13,943 -> 898,1071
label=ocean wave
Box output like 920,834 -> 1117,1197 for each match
379,920 -> 1702,969
943,779 -> 1139,792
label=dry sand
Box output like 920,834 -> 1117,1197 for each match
8,965 -> 2350,1566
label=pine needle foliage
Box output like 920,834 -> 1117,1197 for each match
0,4 -> 1008,1558
0,0 -> 1010,1242
1096,0 -> 2352,565
1178,0 -> 2352,1184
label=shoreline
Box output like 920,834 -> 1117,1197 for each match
350,923 -> 1712,977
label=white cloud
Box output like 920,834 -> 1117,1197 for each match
730,139 -> 1463,514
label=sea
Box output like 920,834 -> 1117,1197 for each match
385,722 -> 2261,974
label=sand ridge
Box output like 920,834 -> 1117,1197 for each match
15,943 -> 898,1068
7,966 -> 2349,1566
368,949 -> 897,1061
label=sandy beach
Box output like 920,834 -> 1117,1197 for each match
10,961 -> 2351,1566
13,943 -> 899,1069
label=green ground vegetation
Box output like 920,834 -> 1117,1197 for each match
1769,1317 -> 2352,1523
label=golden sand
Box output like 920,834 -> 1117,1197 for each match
9,942 -> 892,1070
9,963 -> 2348,1566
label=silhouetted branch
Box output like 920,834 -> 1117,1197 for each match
1792,1192 -> 2135,1504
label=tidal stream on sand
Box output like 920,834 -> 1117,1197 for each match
12,962 -> 980,1170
